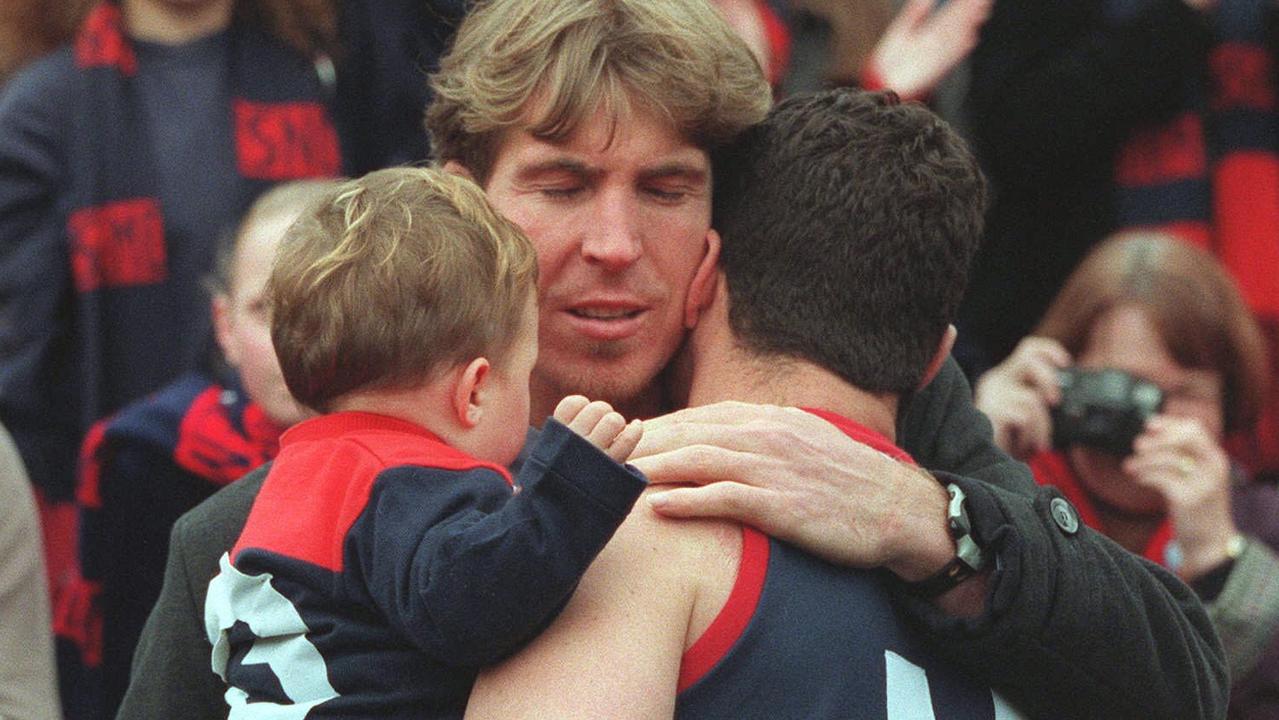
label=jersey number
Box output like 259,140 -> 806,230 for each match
886,651 -> 1027,719
205,553 -> 339,718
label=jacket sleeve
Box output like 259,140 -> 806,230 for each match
895,358 -> 1229,720
0,52 -> 80,501
968,0 -> 1211,185
350,419 -> 646,666
116,467 -> 269,720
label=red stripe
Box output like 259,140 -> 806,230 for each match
76,419 -> 111,510
1213,152 -> 1279,318
74,4 -> 136,74
677,526 -> 769,693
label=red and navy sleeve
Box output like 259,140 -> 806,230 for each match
346,418 -> 646,666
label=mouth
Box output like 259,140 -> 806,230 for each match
561,303 -> 648,341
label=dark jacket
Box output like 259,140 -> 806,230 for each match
119,359 -> 1228,720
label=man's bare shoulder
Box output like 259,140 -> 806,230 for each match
602,487 -> 743,647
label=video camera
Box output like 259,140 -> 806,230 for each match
1051,368 -> 1164,456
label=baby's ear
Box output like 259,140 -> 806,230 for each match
452,357 -> 491,428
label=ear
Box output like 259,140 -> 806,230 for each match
443,160 -> 476,183
684,229 -> 722,329
917,324 -> 958,391
451,357 -> 491,428
211,294 -> 239,368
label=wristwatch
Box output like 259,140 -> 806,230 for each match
905,483 -> 988,598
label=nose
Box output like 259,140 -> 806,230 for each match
581,190 -> 643,271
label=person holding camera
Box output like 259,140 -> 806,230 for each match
974,231 -> 1279,718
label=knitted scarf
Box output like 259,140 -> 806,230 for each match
1110,0 -> 1279,474
58,2 -> 337,492
60,373 -> 284,668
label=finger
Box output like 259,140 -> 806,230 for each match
553,395 -> 590,425
1134,416 -> 1213,458
931,0 -> 992,39
1017,336 -> 1073,369
631,445 -> 765,486
607,419 -> 644,463
566,400 -> 613,437
1009,392 -> 1054,458
646,483 -> 778,531
636,403 -> 829,457
886,0 -> 935,35
586,410 -> 628,450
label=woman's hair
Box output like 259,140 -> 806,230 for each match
1036,232 -> 1270,433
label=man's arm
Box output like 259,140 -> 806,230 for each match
464,502 -> 717,720
634,358 -> 1229,719
116,467 -> 268,720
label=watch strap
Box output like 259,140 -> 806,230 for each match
904,483 -> 987,598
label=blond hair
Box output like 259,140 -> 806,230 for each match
426,0 -> 772,182
1036,232 -> 1270,433
269,167 -> 539,412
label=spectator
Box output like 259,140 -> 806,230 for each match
975,232 -> 1279,718
61,179 -> 329,719
0,6 -> 341,708
207,167 -> 645,716
962,0 -> 1279,478
0,0 -> 342,507
0,422 -> 60,720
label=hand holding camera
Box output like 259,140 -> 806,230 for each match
973,336 -> 1071,460
976,335 -> 1239,579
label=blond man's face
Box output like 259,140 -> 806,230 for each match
481,106 -> 716,418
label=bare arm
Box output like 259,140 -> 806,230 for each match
465,504 -> 723,719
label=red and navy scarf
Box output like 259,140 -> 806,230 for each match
65,1 -> 338,459
1110,0 -> 1279,474
59,373 -> 284,667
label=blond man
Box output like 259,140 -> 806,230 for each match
202,167 -> 645,718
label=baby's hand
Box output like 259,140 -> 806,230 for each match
553,395 -> 643,463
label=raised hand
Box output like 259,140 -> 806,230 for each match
865,0 -> 992,101
553,395 -> 643,463
1124,414 -> 1236,580
974,336 -> 1072,460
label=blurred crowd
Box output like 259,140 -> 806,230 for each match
0,1 -> 1275,719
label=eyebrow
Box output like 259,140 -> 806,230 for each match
514,159 -> 598,182
638,161 -> 708,185
513,158 -> 709,185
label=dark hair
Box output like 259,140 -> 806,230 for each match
712,88 -> 987,394
1036,232 -> 1269,433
